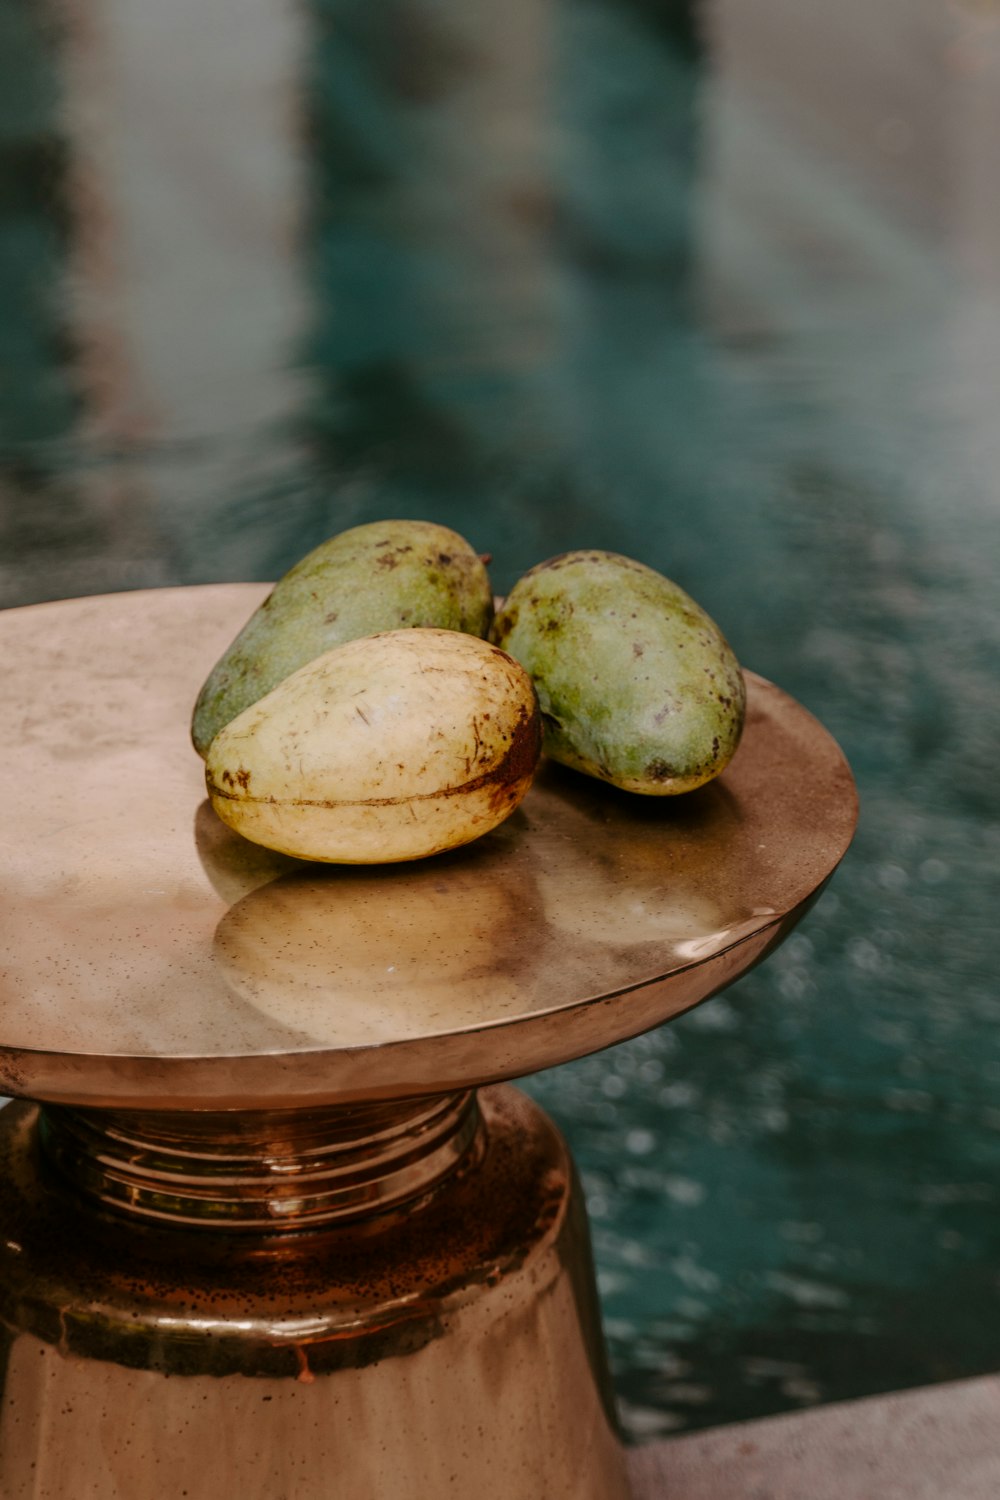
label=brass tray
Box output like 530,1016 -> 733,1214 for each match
0,585 -> 857,1110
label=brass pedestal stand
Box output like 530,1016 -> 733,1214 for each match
0,587 -> 856,1499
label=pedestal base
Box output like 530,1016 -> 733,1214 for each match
0,1089 -> 631,1500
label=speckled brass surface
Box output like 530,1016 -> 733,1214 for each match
0,1088 -> 630,1500
0,585 -> 857,1111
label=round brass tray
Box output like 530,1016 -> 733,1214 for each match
0,585 -> 857,1110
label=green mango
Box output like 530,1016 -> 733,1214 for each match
192,520 -> 493,756
493,550 -> 745,794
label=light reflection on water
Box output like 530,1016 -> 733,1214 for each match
2,0 -> 1000,1439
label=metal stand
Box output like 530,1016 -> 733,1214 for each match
0,586 -> 856,1499
0,1089 -> 627,1500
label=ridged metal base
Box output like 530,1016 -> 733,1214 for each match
38,1092 -> 482,1230
0,1088 -> 632,1500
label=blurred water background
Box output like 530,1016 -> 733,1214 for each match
1,0 -> 999,1439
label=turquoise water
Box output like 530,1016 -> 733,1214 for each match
1,0 -> 999,1438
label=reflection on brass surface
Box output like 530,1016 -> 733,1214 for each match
0,1091 -> 632,1500
40,1093 -> 481,1230
194,794 -> 302,902
527,763 -> 738,950
213,853 -> 540,1043
0,586 -> 856,1110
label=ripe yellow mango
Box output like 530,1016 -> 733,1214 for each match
205,630 -> 540,863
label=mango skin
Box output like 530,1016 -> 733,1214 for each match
493,551 -> 745,795
205,629 -> 541,863
192,520 -> 493,756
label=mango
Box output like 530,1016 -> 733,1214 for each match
205,629 -> 541,863
192,520 -> 493,756
493,551 -> 744,794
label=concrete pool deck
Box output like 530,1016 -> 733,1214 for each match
629,1373 -> 1000,1499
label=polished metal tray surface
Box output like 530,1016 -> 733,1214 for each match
0,585 -> 856,1109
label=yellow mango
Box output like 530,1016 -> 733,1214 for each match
205,629 -> 540,863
